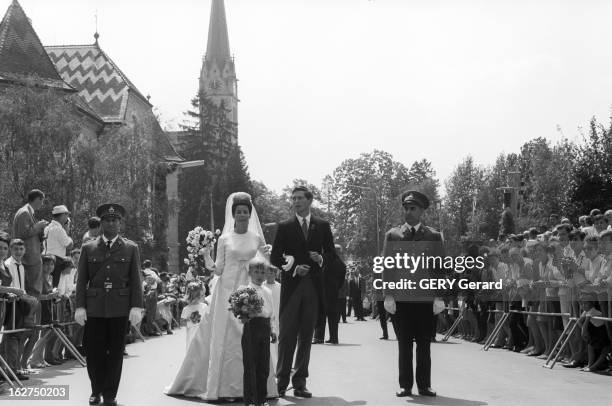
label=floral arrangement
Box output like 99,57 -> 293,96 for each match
184,226 -> 221,276
228,286 -> 263,323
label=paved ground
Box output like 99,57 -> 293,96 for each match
1,318 -> 610,405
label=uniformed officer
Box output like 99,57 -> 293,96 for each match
74,204 -> 143,406
382,190 -> 444,398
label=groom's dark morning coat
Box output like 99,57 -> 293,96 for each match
271,215 -> 337,313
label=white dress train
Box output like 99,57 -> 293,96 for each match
164,230 -> 278,400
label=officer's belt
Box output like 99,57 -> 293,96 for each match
88,283 -> 129,289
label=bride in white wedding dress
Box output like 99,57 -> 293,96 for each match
164,192 -> 278,400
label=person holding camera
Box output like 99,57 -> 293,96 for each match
43,205 -> 74,287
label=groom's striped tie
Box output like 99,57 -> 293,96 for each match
301,218 -> 309,239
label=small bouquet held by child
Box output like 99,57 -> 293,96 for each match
228,286 -> 264,324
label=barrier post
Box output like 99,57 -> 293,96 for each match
543,318 -> 578,369
483,310 -> 509,351
442,308 -> 463,342
131,324 -> 146,342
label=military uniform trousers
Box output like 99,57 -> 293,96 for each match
84,316 -> 128,399
396,301 -> 433,391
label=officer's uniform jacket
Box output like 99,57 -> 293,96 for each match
75,236 -> 143,318
380,223 -> 445,302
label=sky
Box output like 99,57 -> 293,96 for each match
7,0 -> 612,193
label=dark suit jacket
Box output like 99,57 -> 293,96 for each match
348,277 -> 365,298
381,223 -> 445,303
271,215 -> 337,314
322,255 -> 346,311
75,236 -> 144,318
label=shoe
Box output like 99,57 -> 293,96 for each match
293,387 -> 312,398
278,389 -> 286,397
396,388 -> 412,397
14,373 -> 29,380
312,339 -> 324,344
527,351 -> 543,357
418,387 -> 437,397
325,339 -> 338,344
166,330 -> 173,335
45,359 -> 63,366
103,398 -> 117,406
380,336 -> 388,340
563,361 -> 584,368
89,394 -> 101,405
536,354 -> 549,360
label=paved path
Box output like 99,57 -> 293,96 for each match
1,318 -> 610,405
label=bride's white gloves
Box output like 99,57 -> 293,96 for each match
202,246 -> 216,271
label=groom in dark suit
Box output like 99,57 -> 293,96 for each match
271,186 -> 337,398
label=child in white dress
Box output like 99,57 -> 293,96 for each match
181,281 -> 208,348
264,265 -> 281,376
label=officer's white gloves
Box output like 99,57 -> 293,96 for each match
75,307 -> 87,326
129,307 -> 143,326
384,295 -> 396,315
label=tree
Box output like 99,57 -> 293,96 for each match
0,78 -> 165,265
443,156 -> 485,241
177,90 -> 252,269
517,137 -> 575,223
0,80 -> 81,224
331,150 -> 416,260
569,117 -> 612,216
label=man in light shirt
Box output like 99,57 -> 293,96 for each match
44,205 -> 73,287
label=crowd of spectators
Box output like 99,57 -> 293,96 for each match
439,209 -> 612,373
0,189 -> 207,388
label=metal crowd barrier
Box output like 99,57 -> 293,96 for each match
441,307 -> 463,342
0,296 -> 86,388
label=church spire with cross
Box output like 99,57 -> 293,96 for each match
200,0 -> 238,142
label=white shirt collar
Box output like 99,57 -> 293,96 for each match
405,222 -> 421,231
249,281 -> 260,288
296,212 -> 311,224
8,256 -> 22,266
102,234 -> 119,246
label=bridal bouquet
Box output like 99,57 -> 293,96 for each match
184,226 -> 221,276
228,286 -> 263,323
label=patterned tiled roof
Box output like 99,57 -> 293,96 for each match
0,0 -> 71,89
45,43 -> 150,122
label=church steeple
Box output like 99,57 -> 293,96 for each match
199,0 -> 238,143
205,0 -> 231,65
